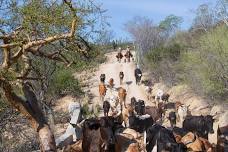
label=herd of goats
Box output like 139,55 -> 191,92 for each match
64,49 -> 227,152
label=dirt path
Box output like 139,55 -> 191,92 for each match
88,51 -> 153,110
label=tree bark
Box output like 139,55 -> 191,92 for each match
0,79 -> 57,152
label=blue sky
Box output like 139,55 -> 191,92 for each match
95,0 -> 216,40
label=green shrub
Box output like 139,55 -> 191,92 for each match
146,43 -> 181,64
182,25 -> 228,100
48,67 -> 83,97
145,43 -> 182,84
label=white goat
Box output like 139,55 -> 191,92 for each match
177,105 -> 188,126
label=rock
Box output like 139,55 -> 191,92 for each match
56,123 -> 82,149
68,102 -> 81,125
56,102 -> 82,148
218,111 -> 228,127
210,105 -> 224,116
56,123 -> 75,148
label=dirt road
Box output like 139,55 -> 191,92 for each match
88,51 -> 153,109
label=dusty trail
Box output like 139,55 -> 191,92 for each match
88,51 -> 153,109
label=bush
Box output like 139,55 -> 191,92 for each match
145,25 -> 228,101
145,43 -> 182,84
182,25 -> 228,100
48,67 -> 83,97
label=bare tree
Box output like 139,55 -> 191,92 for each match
95,29 -> 115,45
192,4 -> 216,32
215,0 -> 228,26
125,15 -> 182,64
125,16 -> 163,63
0,0 -> 104,151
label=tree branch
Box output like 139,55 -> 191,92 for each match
0,78 -> 56,151
0,41 -> 23,48
2,39 -> 11,69
19,55 -> 32,80
16,77 -> 43,80
23,20 -> 77,50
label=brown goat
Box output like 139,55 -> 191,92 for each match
118,87 -> 127,109
99,83 -> 107,102
109,78 -> 114,89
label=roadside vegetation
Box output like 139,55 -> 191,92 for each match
126,1 -> 228,102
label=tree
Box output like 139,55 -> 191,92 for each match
0,0 -> 105,151
95,29 -> 115,45
125,16 -> 163,63
125,15 -> 182,64
215,0 -> 228,26
159,14 -> 183,37
192,4 -> 216,31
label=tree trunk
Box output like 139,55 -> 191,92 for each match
0,79 -> 57,152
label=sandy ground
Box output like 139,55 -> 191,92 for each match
88,51 -> 152,108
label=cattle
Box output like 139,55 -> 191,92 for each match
111,104 -> 133,127
181,132 -> 204,152
108,95 -> 120,114
109,78 -> 114,89
175,101 -> 183,111
116,51 -> 123,63
144,103 -> 165,122
63,140 -> 82,152
115,134 -> 140,152
183,115 -> 214,139
119,104 -> 134,127
115,128 -> 142,140
217,125 -> 228,152
198,137 -> 215,152
130,97 -> 137,110
134,67 -> 142,85
146,124 -> 187,152
145,86 -> 153,101
174,134 -> 183,144
134,99 -> 145,115
155,89 -> 164,101
100,74 -> 106,83
172,127 -> 188,138
99,83 -> 107,102
176,104 -> 188,126
82,117 -> 115,152
155,90 -> 170,104
118,87 -> 127,110
126,143 -> 140,152
119,71 -> 124,85
128,110 -> 154,133
124,47 -> 133,62
155,89 -> 164,107
168,111 -> 176,128
103,100 -> 110,117
161,93 -> 170,102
